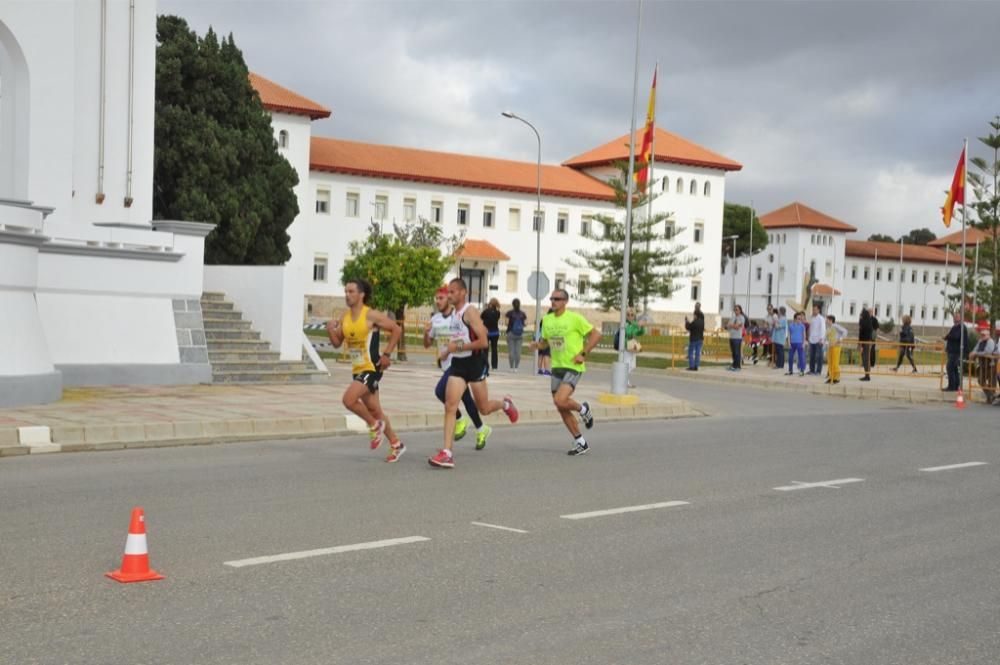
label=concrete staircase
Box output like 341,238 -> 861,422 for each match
201,292 -> 322,383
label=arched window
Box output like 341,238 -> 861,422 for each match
662,176 -> 670,192
0,22 -> 31,199
278,130 -> 289,148
689,179 -> 697,195
676,177 -> 683,194
703,181 -> 711,196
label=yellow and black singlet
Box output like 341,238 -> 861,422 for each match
342,306 -> 380,375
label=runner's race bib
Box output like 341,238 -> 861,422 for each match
550,336 -> 566,352
349,349 -> 364,365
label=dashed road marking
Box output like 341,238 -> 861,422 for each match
774,478 -> 865,491
224,536 -> 430,568
471,521 -> 529,534
560,501 -> 689,520
919,462 -> 989,473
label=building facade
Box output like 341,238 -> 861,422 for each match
720,202 -> 967,332
251,74 -> 741,326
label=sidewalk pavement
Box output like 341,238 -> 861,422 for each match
663,360 -> 963,405
0,362 -> 700,457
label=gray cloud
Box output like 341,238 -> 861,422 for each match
160,0 -> 1000,238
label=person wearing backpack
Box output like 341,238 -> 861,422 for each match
505,299 -> 528,373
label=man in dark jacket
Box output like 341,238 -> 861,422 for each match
943,312 -> 970,391
858,308 -> 879,381
684,302 -> 705,371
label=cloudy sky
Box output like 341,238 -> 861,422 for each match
160,0 -> 999,239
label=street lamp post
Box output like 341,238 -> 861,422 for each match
501,111 -> 543,374
725,234 -> 739,314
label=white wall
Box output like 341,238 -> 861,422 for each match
204,265 -> 308,360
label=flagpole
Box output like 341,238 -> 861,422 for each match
746,201 -> 753,317
971,240 -> 980,324
871,247 -> 878,309
897,237 -> 903,322
642,62 -> 658,316
959,137 -> 968,387
611,0 -> 643,397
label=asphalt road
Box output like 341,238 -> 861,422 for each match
3,373 -> 998,665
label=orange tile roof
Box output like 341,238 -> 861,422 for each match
310,137 -> 615,201
759,202 -> 858,233
811,283 -> 842,296
562,128 -> 742,172
927,227 -> 992,247
845,240 -> 967,265
249,72 -> 331,120
455,239 -> 510,262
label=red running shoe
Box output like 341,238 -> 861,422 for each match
502,395 -> 519,423
369,419 -> 385,450
385,441 -> 405,463
428,449 -> 454,469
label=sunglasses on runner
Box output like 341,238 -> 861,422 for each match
549,297 -> 566,301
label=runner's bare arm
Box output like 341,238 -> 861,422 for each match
326,316 -> 345,347
367,309 -> 402,369
423,319 -> 435,349
583,328 -> 602,354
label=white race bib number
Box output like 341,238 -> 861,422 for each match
349,349 -> 363,364
550,336 -> 566,352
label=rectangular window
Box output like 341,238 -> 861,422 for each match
690,280 -> 701,302
508,208 -> 521,231
315,189 -> 330,214
825,261 -> 833,278
923,270 -> 929,284
374,195 -> 388,220
874,304 -> 880,317
345,192 -> 359,217
887,304 -> 893,317
505,269 -> 518,293
863,266 -> 870,280
533,211 -> 545,232
664,221 -> 675,239
579,275 -> 590,296
911,270 -> 917,283
876,267 -> 882,281
934,271 -> 940,285
909,305 -> 915,318
932,306 -> 939,320
457,203 -> 469,226
849,302 -> 857,316
851,265 -> 858,279
483,206 -> 495,228
899,268 -> 905,282
755,266 -> 762,281
581,215 -> 592,236
694,222 -> 704,244
887,268 -> 894,282
403,197 -> 416,222
557,213 -> 568,234
555,272 -> 566,290
312,256 -> 328,282
921,306 -> 927,320
431,200 -> 443,223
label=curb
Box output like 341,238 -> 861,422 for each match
0,401 -> 702,458
663,369 -> 953,405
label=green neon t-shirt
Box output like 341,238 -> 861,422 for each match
542,310 -> 594,372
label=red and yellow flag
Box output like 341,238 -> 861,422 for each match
942,147 -> 965,228
635,66 -> 657,193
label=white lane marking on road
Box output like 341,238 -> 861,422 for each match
471,521 -> 529,534
560,501 -> 689,520
919,461 -> 989,473
224,536 -> 430,568
773,478 -> 865,491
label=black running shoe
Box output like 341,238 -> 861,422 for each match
567,440 -> 590,456
580,401 -> 594,430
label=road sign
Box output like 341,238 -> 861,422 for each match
527,271 -> 550,300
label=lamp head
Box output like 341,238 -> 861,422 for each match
501,111 -> 516,118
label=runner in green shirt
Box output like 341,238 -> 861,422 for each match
531,288 -> 602,456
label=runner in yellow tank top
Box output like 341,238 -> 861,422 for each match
326,279 -> 405,462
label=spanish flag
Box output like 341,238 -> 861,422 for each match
942,147 -> 965,228
635,66 -> 657,193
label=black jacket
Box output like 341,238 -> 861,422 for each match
859,315 -> 877,342
899,324 -> 915,344
685,316 -> 705,342
944,323 -> 969,355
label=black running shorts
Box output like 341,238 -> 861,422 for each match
449,355 -> 488,383
353,370 -> 382,394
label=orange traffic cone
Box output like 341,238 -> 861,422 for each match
106,507 -> 164,583
954,388 -> 967,410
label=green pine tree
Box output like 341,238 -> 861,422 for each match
153,16 -> 299,265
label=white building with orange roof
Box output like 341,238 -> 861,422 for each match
247,74 -> 742,327
720,202 -> 967,333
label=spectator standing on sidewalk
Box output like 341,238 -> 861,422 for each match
771,306 -> 788,371
858,307 -> 879,382
893,314 -> 918,373
787,311 -> 807,376
481,298 -> 502,372
942,312 -> 970,392
504,299 -> 527,372
684,302 -> 705,371
623,308 -> 645,388
824,314 -> 848,385
726,304 -> 746,371
969,323 -> 998,404
808,304 -> 827,376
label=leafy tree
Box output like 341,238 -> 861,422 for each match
967,115 -> 1000,330
341,218 -> 459,359
569,161 -> 697,310
901,228 -> 936,245
721,203 -> 767,264
868,233 -> 895,243
154,16 -> 299,264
